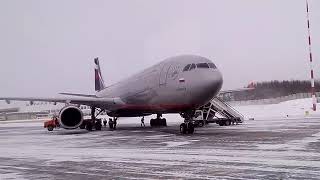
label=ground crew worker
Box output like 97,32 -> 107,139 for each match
113,118 -> 118,130
108,118 -> 113,129
52,116 -> 59,127
141,116 -> 145,127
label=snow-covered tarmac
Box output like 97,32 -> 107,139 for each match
1,100 -> 320,179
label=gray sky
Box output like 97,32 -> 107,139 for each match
0,0 -> 319,96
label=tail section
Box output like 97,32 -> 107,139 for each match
94,57 -> 106,92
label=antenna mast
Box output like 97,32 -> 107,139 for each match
306,0 -> 316,111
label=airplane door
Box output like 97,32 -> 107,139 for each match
159,63 -> 171,86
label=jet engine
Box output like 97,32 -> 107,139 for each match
58,106 -> 84,129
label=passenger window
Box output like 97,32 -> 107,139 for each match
196,63 -> 210,68
183,64 -> 191,71
189,64 -> 196,70
208,63 -> 216,69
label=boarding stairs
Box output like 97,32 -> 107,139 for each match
198,97 -> 244,123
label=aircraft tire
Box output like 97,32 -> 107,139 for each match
180,123 -> 187,134
150,119 -> 154,127
188,126 -> 194,134
187,122 -> 194,134
198,121 -> 204,127
86,122 -> 93,131
218,121 -> 224,126
79,123 -> 86,129
225,120 -> 231,126
162,118 -> 167,126
95,122 -> 102,130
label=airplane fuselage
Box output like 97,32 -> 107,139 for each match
96,55 -> 223,117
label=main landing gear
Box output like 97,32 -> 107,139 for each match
179,111 -> 195,134
108,117 -> 118,130
150,114 -> 167,127
83,107 -> 103,131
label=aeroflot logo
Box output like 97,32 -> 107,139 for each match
95,70 -> 100,80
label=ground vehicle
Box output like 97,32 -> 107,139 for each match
192,109 -> 242,127
44,117 -> 60,131
192,110 -> 207,127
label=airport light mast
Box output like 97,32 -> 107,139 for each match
305,0 -> 316,111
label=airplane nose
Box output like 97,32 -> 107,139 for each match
203,70 -> 223,96
188,69 -> 223,106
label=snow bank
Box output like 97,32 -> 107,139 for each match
234,98 -> 320,119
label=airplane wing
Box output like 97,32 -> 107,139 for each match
59,92 -> 96,98
219,87 -> 254,94
0,96 -> 125,109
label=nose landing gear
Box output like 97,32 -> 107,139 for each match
150,114 -> 167,127
180,122 -> 194,134
179,111 -> 196,134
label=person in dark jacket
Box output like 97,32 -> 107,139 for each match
141,116 -> 145,127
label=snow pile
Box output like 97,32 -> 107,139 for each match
234,98 -> 320,119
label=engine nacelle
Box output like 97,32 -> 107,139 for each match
59,106 -> 83,129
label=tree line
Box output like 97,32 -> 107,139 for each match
230,80 -> 320,101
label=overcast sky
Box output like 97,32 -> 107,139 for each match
0,0 -> 319,97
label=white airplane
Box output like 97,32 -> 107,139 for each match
1,55 -> 225,134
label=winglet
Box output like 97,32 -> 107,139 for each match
94,57 -> 106,92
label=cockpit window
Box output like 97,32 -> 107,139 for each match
183,64 -> 191,71
184,63 -> 214,71
189,63 -> 196,70
208,63 -> 216,69
196,63 -> 210,68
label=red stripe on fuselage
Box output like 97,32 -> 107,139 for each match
118,104 -> 196,112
